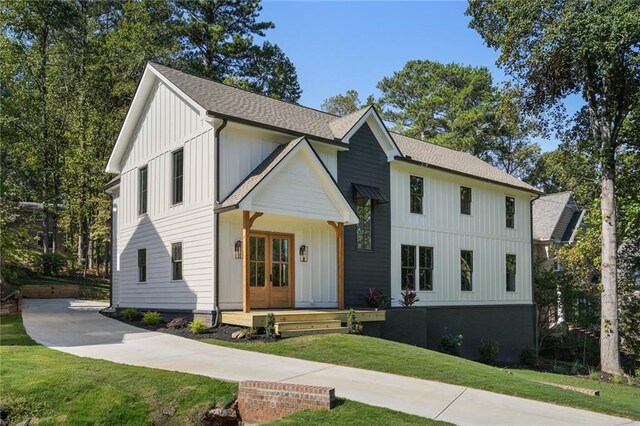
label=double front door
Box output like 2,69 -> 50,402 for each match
248,232 -> 293,309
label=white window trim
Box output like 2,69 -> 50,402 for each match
171,241 -> 184,282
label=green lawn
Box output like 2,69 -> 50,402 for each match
204,334 -> 640,421
0,316 -> 445,425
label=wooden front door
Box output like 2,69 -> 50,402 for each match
248,233 -> 293,309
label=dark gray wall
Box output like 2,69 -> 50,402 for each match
362,304 -> 536,363
337,123 -> 391,308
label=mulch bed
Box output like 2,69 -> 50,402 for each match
101,310 -> 276,343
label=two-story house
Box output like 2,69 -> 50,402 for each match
105,63 -> 542,360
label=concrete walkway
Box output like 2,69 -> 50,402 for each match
21,299 -> 638,426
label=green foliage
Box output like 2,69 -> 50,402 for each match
519,348 -> 537,367
40,253 -> 67,276
141,311 -> 162,326
346,309 -> 363,335
478,339 -> 500,364
265,312 -> 276,338
120,308 -> 139,322
439,333 -> 463,357
366,288 -> 390,310
321,90 -> 376,116
188,319 -> 208,334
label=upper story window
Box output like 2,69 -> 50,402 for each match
410,176 -> 423,214
138,248 -> 147,283
505,196 -> 515,228
172,149 -> 183,205
506,254 -> 516,292
138,166 -> 148,215
355,192 -> 372,250
460,186 -> 472,215
36,231 -> 44,249
172,242 -> 183,280
461,250 -> 473,291
401,245 -> 433,291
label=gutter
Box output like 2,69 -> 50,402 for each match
213,118 -> 228,327
530,193 -> 541,351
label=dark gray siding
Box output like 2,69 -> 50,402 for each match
337,123 -> 391,308
362,304 -> 536,362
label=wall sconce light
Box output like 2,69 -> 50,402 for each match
299,245 -> 308,262
234,240 -> 242,259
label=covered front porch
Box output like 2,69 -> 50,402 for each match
216,136 -> 359,314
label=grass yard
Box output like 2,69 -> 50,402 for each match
0,316 -> 445,425
205,334 -> 640,421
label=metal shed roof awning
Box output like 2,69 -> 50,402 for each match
353,184 -> 388,204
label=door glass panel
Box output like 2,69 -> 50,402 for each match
249,236 -> 266,287
271,237 -> 289,288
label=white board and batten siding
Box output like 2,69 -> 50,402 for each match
218,212 -> 338,310
218,122 -> 339,201
114,80 -> 216,311
390,162 -> 534,306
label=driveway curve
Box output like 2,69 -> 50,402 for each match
22,299 -> 638,426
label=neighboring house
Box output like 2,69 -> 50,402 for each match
18,202 -> 67,254
105,63 -> 542,360
532,192 -> 586,271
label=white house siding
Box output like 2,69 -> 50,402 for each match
311,143 -> 338,179
218,211 -> 338,310
114,80 -> 215,311
111,189 -> 120,305
390,162 -> 533,306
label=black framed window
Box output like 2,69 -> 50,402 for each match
172,149 -> 183,205
505,196 -> 515,228
36,231 -> 44,249
506,254 -> 516,292
410,176 -> 423,214
355,192 -> 372,250
401,245 -> 416,289
461,250 -> 473,291
139,166 -> 148,215
171,242 -> 183,280
138,249 -> 147,282
419,246 -> 433,291
460,186 -> 472,215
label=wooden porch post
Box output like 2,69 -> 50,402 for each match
328,221 -> 345,310
242,211 -> 250,313
242,211 -> 263,313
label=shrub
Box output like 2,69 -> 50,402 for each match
478,338 -> 500,363
189,319 -> 208,334
265,313 -> 277,338
346,308 -> 363,335
142,311 -> 162,325
40,252 -> 67,276
439,333 -> 463,356
366,288 -> 390,309
611,374 -> 624,384
166,317 -> 188,330
399,287 -> 419,308
519,347 -> 538,367
588,367 -> 601,380
244,327 -> 257,338
120,307 -> 139,321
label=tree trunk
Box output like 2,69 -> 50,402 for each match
600,148 -> 622,375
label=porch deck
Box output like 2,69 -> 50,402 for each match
221,309 -> 386,328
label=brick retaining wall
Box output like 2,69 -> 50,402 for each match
238,381 -> 335,423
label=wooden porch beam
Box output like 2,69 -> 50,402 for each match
249,212 -> 263,228
242,211 -> 251,313
327,220 -> 345,310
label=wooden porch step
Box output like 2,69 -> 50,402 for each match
275,320 -> 342,333
279,326 -> 349,338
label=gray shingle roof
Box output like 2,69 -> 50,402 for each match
219,136 -> 306,208
150,63 -> 540,194
532,192 -> 574,241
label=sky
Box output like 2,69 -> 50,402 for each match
259,1 -> 581,152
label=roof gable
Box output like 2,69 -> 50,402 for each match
336,107 -> 401,161
532,192 -> 577,241
219,137 -> 358,224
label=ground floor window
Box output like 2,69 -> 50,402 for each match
401,245 -> 434,291
461,250 -> 473,291
506,254 -> 516,292
171,242 -> 183,280
138,249 -> 146,283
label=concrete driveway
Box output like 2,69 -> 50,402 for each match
21,299 -> 638,426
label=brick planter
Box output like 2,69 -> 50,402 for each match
238,381 -> 335,423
